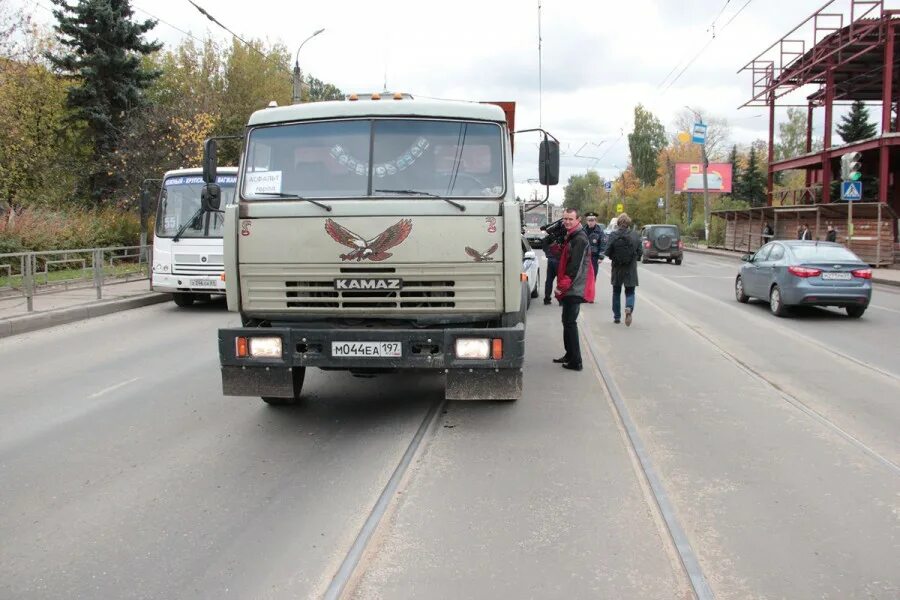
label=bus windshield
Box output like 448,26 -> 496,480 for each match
156,175 -> 237,238
242,119 -> 505,199
524,212 -> 548,229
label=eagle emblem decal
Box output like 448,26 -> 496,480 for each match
324,218 -> 413,262
465,243 -> 499,262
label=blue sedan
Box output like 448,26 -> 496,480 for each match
735,241 -> 872,318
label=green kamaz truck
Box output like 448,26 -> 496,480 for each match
199,95 -> 558,403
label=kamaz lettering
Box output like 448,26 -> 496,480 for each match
334,278 -> 402,290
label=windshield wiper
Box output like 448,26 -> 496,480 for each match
375,189 -> 465,212
253,192 -> 332,211
173,207 -> 204,243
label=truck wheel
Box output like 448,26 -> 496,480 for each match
261,367 -> 306,406
641,254 -> 649,264
173,293 -> 194,307
675,257 -> 682,265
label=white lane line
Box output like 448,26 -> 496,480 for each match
666,275 -> 734,279
869,304 -> 900,314
88,377 -> 140,399
640,268 -> 900,384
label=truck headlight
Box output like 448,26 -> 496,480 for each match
455,338 -> 490,359
249,336 -> 283,358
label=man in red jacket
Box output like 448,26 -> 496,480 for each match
553,208 -> 595,371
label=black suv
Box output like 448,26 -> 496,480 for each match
640,224 -> 683,265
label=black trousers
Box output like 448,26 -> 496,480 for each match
561,296 -> 583,366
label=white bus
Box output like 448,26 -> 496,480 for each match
151,167 -> 238,307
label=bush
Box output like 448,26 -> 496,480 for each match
0,208 -> 143,253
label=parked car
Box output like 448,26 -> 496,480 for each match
734,241 -> 872,318
640,224 -> 683,264
522,237 -> 540,306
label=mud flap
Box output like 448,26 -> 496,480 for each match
222,365 -> 295,398
445,368 -> 522,401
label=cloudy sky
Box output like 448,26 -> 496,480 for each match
21,0 -> 883,201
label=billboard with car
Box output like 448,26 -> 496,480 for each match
675,162 -> 733,193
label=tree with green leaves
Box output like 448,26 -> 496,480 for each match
563,170 -> 603,216
304,74 -> 343,102
628,104 -> 667,187
740,146 -> 767,207
46,0 -> 161,202
836,100 -> 877,144
776,107 -> 809,160
726,144 -> 741,200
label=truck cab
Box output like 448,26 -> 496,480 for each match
203,97 -> 558,403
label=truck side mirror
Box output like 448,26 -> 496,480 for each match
203,138 -> 218,184
539,140 -> 559,186
201,183 -> 222,212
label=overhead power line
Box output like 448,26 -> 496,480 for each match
185,0 -> 268,60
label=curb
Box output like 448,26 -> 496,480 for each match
684,247 -> 900,288
0,293 -> 171,339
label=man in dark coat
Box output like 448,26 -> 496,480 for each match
583,212 -> 606,278
552,208 -> 595,371
543,237 -> 563,305
826,222 -> 837,242
603,212 -> 642,326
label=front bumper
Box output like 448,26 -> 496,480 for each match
218,324 -> 525,396
152,273 -> 225,294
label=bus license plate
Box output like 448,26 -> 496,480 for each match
190,278 -> 218,287
332,342 -> 402,358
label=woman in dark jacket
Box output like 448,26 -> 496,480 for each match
603,213 -> 643,326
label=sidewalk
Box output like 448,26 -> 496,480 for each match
0,279 -> 170,338
684,246 -> 900,287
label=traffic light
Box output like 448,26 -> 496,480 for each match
841,152 -> 862,181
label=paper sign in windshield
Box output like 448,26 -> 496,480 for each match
245,171 -> 282,195
165,175 -> 237,186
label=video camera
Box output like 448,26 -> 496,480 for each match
540,218 -> 566,245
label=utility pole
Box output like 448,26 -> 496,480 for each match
292,28 -> 325,105
685,106 -> 710,241
664,153 -> 672,222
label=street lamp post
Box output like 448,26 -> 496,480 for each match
292,28 -> 325,105
685,106 -> 710,243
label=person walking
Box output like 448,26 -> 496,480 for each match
552,208 -> 595,371
799,222 -> 812,240
543,237 -> 563,305
826,222 -> 837,242
603,212 -> 642,326
583,211 -> 606,278
762,221 -> 774,244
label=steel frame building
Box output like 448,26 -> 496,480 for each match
740,0 -> 900,222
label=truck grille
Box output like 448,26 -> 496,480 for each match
174,253 -> 224,275
241,264 -> 502,314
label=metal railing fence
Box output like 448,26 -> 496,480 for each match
0,245 -> 152,312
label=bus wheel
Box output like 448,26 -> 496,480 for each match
173,293 -> 195,307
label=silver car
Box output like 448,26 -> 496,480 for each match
735,241 -> 872,318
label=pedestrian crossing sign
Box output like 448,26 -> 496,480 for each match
841,181 -> 862,201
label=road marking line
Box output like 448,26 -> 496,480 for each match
639,293 -> 900,477
641,268 -> 900,384
88,377 -> 140,399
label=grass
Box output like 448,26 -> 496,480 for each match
0,262 -> 147,291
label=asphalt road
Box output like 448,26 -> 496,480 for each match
1,254 -> 898,599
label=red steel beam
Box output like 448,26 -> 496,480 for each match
823,66 -> 835,203
880,21 -> 893,202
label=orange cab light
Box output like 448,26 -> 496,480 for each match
393,92 -> 403,100
348,93 -> 359,101
220,272 -> 226,281
520,272 -> 528,282
491,338 -> 503,360
371,92 -> 381,100
235,336 -> 249,358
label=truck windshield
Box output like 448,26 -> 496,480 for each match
242,119 -> 504,199
156,175 -> 237,238
524,212 -> 548,229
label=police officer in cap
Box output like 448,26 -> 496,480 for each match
583,212 -> 606,278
